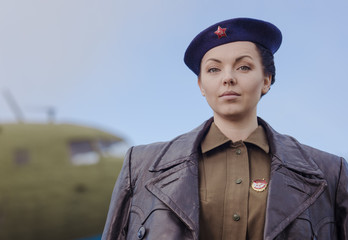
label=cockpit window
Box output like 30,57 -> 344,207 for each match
69,140 -> 99,165
97,140 -> 128,158
14,148 -> 30,165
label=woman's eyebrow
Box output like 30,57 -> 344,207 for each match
235,55 -> 253,63
203,58 -> 221,64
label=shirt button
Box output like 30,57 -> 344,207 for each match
236,149 -> 241,155
137,226 -> 146,239
235,178 -> 242,184
233,213 -> 241,221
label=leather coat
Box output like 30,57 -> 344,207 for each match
102,118 -> 348,240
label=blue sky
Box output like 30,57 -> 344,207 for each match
0,0 -> 347,158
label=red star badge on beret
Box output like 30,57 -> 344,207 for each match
214,26 -> 227,39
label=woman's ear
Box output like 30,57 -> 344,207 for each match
262,75 -> 272,95
198,77 -> 206,96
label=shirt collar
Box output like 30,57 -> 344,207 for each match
201,122 -> 269,154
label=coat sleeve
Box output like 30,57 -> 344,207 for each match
335,157 -> 348,239
102,147 -> 134,240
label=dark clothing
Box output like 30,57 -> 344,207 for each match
102,118 -> 348,240
199,123 -> 270,240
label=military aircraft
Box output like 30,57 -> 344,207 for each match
0,91 -> 127,240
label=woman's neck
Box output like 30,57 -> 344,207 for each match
213,114 -> 258,142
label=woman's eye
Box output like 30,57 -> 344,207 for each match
208,68 -> 220,73
238,65 -> 251,71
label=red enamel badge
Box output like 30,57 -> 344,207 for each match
214,26 -> 227,39
252,179 -> 268,192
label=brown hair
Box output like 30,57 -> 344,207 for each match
255,43 -> 276,85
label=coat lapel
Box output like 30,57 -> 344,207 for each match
145,156 -> 200,237
145,119 -> 213,240
263,155 -> 327,240
259,118 -> 328,240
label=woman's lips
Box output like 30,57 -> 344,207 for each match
219,90 -> 241,99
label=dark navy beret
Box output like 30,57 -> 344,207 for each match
184,18 -> 282,75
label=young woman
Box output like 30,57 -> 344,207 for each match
102,18 -> 348,240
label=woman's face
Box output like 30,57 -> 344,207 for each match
198,41 -> 271,122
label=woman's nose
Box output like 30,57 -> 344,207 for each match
222,72 -> 236,85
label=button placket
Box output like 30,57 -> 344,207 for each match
224,142 -> 248,238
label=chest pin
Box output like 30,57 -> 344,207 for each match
251,179 -> 268,192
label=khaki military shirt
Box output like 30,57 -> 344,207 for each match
199,122 -> 270,240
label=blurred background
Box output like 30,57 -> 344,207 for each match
0,0 -> 347,239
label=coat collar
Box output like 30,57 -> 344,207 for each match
149,117 -> 325,176
146,117 -> 327,239
148,118 -> 213,172
258,117 -> 325,177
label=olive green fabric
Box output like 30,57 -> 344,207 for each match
199,122 -> 270,240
